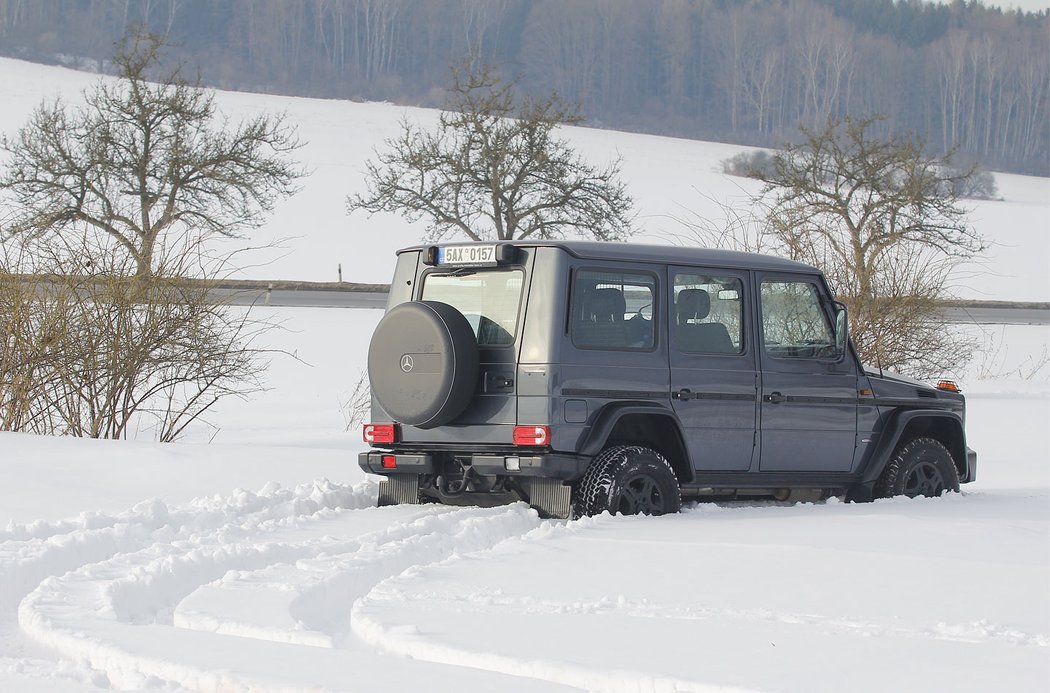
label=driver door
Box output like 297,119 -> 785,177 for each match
757,274 -> 858,473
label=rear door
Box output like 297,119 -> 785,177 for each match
756,274 -> 858,472
417,262 -> 527,426
668,267 -> 757,471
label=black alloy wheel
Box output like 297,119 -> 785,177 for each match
617,472 -> 668,515
875,436 -> 961,499
903,459 -> 949,497
574,445 -> 682,518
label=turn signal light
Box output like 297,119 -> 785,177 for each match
363,423 -> 398,444
513,425 -> 550,446
935,380 -> 961,393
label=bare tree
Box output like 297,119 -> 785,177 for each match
347,62 -> 634,242
751,115 -> 986,377
0,32 -> 304,278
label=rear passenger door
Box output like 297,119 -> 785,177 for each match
756,274 -> 858,472
668,267 -> 757,471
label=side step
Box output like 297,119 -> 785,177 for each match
377,474 -> 421,506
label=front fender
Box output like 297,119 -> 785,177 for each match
859,409 -> 968,486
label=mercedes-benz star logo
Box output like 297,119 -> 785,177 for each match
400,354 -> 414,373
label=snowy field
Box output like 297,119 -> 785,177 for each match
1,57 -> 1048,302
0,308 -> 1047,692
0,56 -> 1048,691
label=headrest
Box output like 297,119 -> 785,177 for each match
677,288 -> 711,323
587,288 -> 626,322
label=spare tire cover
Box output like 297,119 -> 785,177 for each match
367,300 -> 479,429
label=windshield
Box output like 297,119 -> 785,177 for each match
422,270 -> 524,347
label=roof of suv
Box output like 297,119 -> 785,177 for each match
401,240 -> 819,273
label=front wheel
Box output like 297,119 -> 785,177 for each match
874,437 -> 961,499
573,445 -> 682,518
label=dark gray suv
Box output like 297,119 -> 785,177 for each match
359,241 -> 976,518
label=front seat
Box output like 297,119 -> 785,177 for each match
675,288 -> 735,353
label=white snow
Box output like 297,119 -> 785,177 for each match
0,56 -> 1048,691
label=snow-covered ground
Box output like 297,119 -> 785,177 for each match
0,57 -> 1048,691
1,308 -> 1047,692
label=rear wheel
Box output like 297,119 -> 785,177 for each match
573,445 -> 682,518
875,437 -> 960,499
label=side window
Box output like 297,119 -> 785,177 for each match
673,273 -> 743,354
760,279 -> 836,359
571,269 -> 656,350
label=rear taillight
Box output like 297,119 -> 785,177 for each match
513,425 -> 550,446
363,423 -> 398,444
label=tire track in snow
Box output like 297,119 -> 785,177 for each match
15,487 -> 555,691
0,479 -> 376,618
349,512 -> 1048,692
360,582 -> 1050,648
174,505 -> 542,647
351,514 -> 762,693
1,480 -> 379,690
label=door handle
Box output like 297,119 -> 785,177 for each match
765,391 -> 786,404
672,388 -> 693,401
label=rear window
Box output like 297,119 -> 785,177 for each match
422,270 -> 524,347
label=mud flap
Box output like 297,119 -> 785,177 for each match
525,478 -> 572,519
378,474 -> 421,506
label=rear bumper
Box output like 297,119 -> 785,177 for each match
358,450 -> 589,480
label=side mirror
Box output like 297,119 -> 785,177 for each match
832,301 -> 849,358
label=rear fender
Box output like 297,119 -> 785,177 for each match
580,403 -> 694,485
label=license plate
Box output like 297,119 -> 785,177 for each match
437,244 -> 498,266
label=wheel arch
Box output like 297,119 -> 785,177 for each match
579,403 -> 694,485
861,409 -> 968,486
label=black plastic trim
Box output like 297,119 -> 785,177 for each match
562,388 -> 666,400
873,397 -> 961,411
767,395 -> 862,405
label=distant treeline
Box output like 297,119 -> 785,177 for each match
0,0 -> 1046,174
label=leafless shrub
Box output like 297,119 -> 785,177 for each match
974,329 -> 1050,382
720,150 -> 776,179
342,370 -> 372,433
0,229 -> 275,441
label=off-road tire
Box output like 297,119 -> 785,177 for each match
367,300 -> 479,428
573,445 -> 682,518
874,437 -> 960,499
